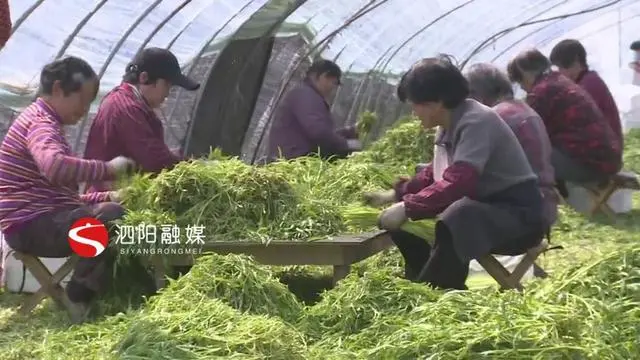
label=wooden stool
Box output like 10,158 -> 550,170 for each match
476,238 -> 549,291
554,187 -> 568,206
585,171 -> 640,217
12,251 -> 79,315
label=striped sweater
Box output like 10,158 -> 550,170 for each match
0,99 -> 115,235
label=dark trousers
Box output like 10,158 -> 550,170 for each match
551,147 -> 608,197
390,222 -> 469,290
391,222 -> 544,290
4,202 -> 125,303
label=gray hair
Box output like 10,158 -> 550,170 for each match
464,63 -> 514,106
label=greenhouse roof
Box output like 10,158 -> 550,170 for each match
2,0 -> 640,160
1,0 -> 639,96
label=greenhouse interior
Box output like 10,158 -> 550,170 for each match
1,0 -> 640,358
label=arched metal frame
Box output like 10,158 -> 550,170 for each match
73,0 -> 164,151
183,0 -> 305,158
327,0 -> 629,136
247,0 -> 392,163
133,0 -> 193,60
54,0 -> 110,60
460,0 -> 623,69
9,0 -> 46,35
490,2 -> 638,64
166,0 -> 256,133
4,0 -> 637,160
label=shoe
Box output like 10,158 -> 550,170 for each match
63,292 -> 91,324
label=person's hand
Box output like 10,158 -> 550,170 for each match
347,139 -> 362,151
363,189 -> 396,207
108,189 -> 125,203
106,156 -> 135,176
377,202 -> 408,231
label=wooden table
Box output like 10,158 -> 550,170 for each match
146,231 -> 394,289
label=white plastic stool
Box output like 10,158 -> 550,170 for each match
1,232 -> 73,293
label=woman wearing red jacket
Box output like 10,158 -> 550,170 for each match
0,0 -> 11,49
507,49 -> 622,196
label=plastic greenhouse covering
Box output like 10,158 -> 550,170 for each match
1,0 -> 640,162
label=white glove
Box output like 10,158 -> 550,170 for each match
347,139 -> 362,151
106,156 -> 135,175
363,189 -> 397,207
377,202 -> 408,231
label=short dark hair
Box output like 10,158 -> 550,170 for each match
507,49 -> 551,83
631,40 -> 640,51
549,39 -> 587,68
39,56 -> 98,97
397,54 -> 469,109
307,59 -> 341,81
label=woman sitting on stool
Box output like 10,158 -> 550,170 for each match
364,55 -> 545,290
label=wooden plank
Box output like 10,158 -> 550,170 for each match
148,231 -> 395,290
202,231 -> 385,247
199,231 -> 393,266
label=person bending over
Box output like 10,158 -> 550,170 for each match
364,55 -> 545,290
550,39 -> 623,150
465,62 -> 557,230
0,57 -> 135,323
507,49 -> 621,196
266,59 -> 361,162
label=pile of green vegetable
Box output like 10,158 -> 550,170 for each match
3,115 -> 640,360
120,116 -> 433,244
3,243 -> 638,359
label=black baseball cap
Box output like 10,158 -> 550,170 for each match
127,47 -> 200,91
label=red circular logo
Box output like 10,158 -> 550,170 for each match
68,217 -> 109,258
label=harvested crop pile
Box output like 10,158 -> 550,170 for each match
4,115 -> 640,360
115,293 -> 306,359
114,254 -> 307,359
301,269 -> 440,339
119,117 -> 430,244
304,247 -> 640,359
159,253 -> 304,323
264,156 -> 398,207
350,116 -> 434,168
121,159 -> 346,243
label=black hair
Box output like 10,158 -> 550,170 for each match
549,39 -> 587,68
631,40 -> 640,51
306,59 -> 342,80
506,49 -> 551,83
396,71 -> 408,102
39,56 -> 98,97
122,63 -> 160,85
397,54 -> 469,109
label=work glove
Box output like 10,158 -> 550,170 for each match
363,189 -> 397,207
346,139 -> 362,151
106,156 -> 136,176
377,202 -> 408,231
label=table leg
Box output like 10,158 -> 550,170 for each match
150,256 -> 167,290
332,264 -> 351,286
532,263 -> 548,278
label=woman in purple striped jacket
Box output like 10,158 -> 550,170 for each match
0,57 -> 135,323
